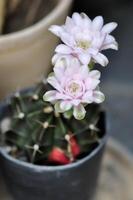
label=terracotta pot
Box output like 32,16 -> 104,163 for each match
0,0 -> 73,99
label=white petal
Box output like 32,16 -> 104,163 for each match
101,35 -> 118,50
78,53 -> 91,65
80,13 -> 91,28
49,25 -> 63,37
65,57 -> 81,75
43,91 -> 57,102
71,99 -> 81,106
89,70 -> 101,79
102,40 -> 118,50
69,57 -> 81,69
54,63 -> 66,81
56,93 -> 72,100
93,53 -> 109,67
60,101 -> 72,112
91,32 -> 105,49
85,78 -> 100,90
54,57 -> 67,69
93,91 -> 105,103
54,101 -> 63,113
92,16 -> 104,30
80,65 -> 90,78
60,32 -> 75,46
80,13 -> 91,22
102,22 -> 118,34
65,16 -> 74,30
89,48 -> 99,56
82,91 -> 93,103
72,12 -> 82,26
55,44 -> 72,54
52,54 -> 72,66
102,42 -> 118,50
73,104 -> 86,120
52,54 -> 60,65
103,35 -> 115,44
47,76 -> 62,92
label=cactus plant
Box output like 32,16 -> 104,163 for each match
0,13 -> 118,166
0,82 -> 102,165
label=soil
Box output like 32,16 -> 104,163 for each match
3,0 -> 56,34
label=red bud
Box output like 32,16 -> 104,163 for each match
48,147 -> 70,165
70,136 -> 80,157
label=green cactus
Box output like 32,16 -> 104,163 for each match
0,82 -> 103,165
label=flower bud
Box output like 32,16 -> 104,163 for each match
70,136 -> 80,158
48,147 -> 70,165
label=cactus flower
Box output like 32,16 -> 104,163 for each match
43,59 -> 105,120
49,13 -> 118,66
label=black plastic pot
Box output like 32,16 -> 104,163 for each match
0,100 -> 107,200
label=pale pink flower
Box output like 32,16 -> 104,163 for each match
43,59 -> 105,120
49,13 -> 118,66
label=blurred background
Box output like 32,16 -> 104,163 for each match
73,0 -> 133,154
0,0 -> 132,153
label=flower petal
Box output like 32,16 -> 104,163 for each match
80,65 -> 90,79
72,12 -> 82,26
69,57 -> 81,69
43,91 -> 57,102
56,93 -> 72,100
60,32 -> 75,46
47,76 -> 62,92
92,16 -> 104,30
85,78 -> 100,90
89,70 -> 101,79
71,99 -> 81,106
82,91 -> 93,103
65,16 -> 74,30
73,104 -> 86,120
54,101 -> 63,113
101,35 -> 118,50
78,53 -> 91,65
102,22 -> 118,34
102,42 -> 118,50
52,54 -> 73,66
93,91 -> 105,103
93,53 -> 109,66
55,44 -> 72,54
103,35 -> 115,44
49,25 -> 63,37
52,54 -> 60,65
60,101 -> 72,111
80,13 -> 91,28
54,62 -> 66,81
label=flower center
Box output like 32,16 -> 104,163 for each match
76,40 -> 91,50
66,80 -> 84,98
69,82 -> 80,94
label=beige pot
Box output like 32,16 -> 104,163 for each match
0,0 -> 73,99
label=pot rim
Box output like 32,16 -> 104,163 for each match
0,126 -> 108,172
0,0 -> 73,42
